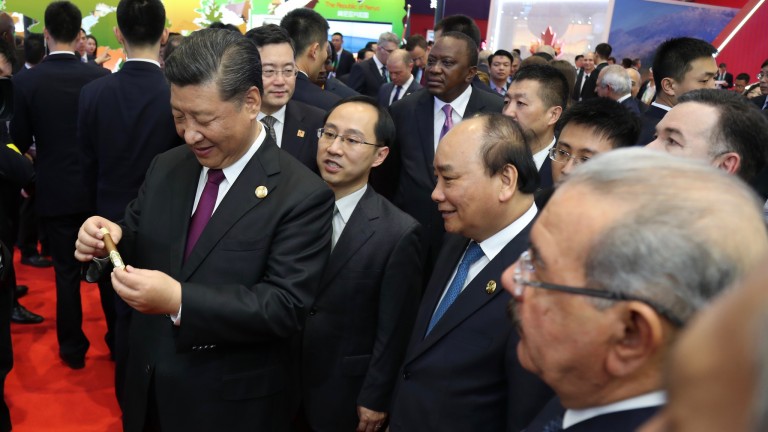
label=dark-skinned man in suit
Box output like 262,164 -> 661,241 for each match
300,96 -> 423,432
75,29 -> 333,432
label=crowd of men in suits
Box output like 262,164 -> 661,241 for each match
2,0 -> 768,431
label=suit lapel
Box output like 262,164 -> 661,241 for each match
180,137 -> 281,280
416,92 -> 436,184
407,224 -> 532,362
281,102 -> 303,159
322,187 -> 378,284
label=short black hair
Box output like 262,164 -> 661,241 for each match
439,31 -> 478,68
435,14 -> 481,48
735,72 -> 750,82
718,62 -> 726,68
117,0 -> 166,47
473,112 -> 539,193
364,41 -> 376,50
244,24 -> 294,53
621,58 -> 633,68
332,32 -> 342,38
556,98 -> 640,149
678,88 -> 768,183
357,48 -> 372,59
595,42 -> 612,59
513,64 -> 569,110
575,54 -> 584,62
324,95 -> 396,148
208,22 -> 241,33
44,1 -> 82,43
488,49 -> 513,65
24,33 -> 45,65
405,34 -> 427,52
0,38 -> 15,71
652,37 -> 717,90
280,8 -> 329,57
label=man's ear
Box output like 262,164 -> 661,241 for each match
371,146 -> 390,168
465,65 -> 477,83
243,86 -> 262,119
715,152 -> 741,176
160,28 -> 169,46
546,105 -> 563,127
660,77 -> 677,98
605,302 -> 666,378
498,163 -> 519,203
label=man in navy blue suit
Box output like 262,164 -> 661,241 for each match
505,149 -> 767,431
78,0 -> 181,404
10,0 -> 110,369
389,113 -> 551,432
596,64 -> 644,116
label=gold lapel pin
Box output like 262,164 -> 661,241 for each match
297,129 -> 305,137
255,186 -> 268,199
486,280 -> 497,294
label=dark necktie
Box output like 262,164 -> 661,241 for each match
439,104 -> 454,142
381,65 -> 388,82
185,169 -> 225,261
392,85 -> 402,104
261,115 -> 277,144
762,98 -> 768,111
426,242 -> 484,335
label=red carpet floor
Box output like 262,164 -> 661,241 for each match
6,250 -> 121,431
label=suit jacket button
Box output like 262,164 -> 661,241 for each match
403,371 -> 410,380
145,364 -> 151,374
309,308 -> 317,316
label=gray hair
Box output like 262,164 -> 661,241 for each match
378,31 -> 399,46
562,148 -> 767,325
599,64 -> 631,96
165,28 -> 263,105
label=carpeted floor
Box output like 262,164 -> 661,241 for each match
7,250 -> 121,431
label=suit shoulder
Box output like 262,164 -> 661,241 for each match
289,100 -> 326,122
371,191 -> 421,232
475,88 -> 505,110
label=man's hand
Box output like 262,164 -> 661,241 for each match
356,406 -> 387,432
111,266 -> 182,315
74,216 -> 122,262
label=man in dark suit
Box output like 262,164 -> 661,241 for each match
245,24 -> 325,174
389,113 -> 551,431
301,96 -> 423,432
405,34 -> 428,85
503,149 -> 767,431
595,64 -> 643,116
74,29 -> 333,432
280,8 -> 340,112
504,65 -> 569,190
348,32 -> 399,98
572,52 -> 596,102
9,0 -> 110,369
715,62 -> 733,89
378,32 -> 503,274
377,49 -> 420,107
753,59 -> 768,112
432,14 -> 497,96
330,32 -> 354,78
78,0 -> 181,406
636,37 -> 718,145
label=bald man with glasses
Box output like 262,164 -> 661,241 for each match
503,148 -> 768,432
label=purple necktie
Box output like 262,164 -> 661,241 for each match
185,169 -> 226,261
439,104 -> 454,142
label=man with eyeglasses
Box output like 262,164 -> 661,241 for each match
348,32 -> 399,98
502,148 -> 768,432
752,59 -> 768,112
299,96 -> 423,432
245,24 -> 325,174
389,113 -> 552,432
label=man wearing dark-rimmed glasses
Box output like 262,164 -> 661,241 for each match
502,148 -> 768,432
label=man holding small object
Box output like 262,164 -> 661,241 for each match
74,29 -> 333,432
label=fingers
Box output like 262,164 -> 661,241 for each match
74,216 -> 121,261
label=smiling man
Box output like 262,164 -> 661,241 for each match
74,29 -> 334,432
503,149 -> 768,432
389,113 -> 551,431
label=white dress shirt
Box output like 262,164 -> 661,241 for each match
332,184 -> 367,248
258,105 -> 287,148
563,391 -> 666,429
532,136 -> 556,171
390,75 -> 415,105
433,85 -> 473,151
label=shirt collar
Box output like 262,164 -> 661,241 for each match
532,136 -> 556,171
258,104 -> 286,124
617,94 -> 631,103
49,51 -> 77,56
651,101 -> 672,112
201,123 -> 266,185
335,185 -> 368,223
563,391 -> 666,429
397,74 -> 414,91
372,55 -> 385,71
125,58 -> 161,68
433,85 -> 473,119
476,202 -> 537,260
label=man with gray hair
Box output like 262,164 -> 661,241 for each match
503,148 -> 768,431
596,64 -> 644,115
74,28 -> 334,431
348,31 -> 399,97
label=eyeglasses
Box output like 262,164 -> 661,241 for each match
758,72 -> 768,81
512,250 -> 685,328
317,128 -> 381,147
379,46 -> 396,54
549,147 -> 590,166
263,68 -> 298,78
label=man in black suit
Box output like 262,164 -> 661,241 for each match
245,24 -> 325,174
753,59 -> 768,112
636,37 -> 717,145
78,0 -> 181,406
405,34 -> 428,85
389,113 -> 551,431
377,49 -> 420,107
572,52 -> 596,102
433,14 -> 497,95
378,32 -> 503,273
75,29 -> 333,432
348,31 -> 399,98
504,65 -> 569,190
596,64 -> 644,116
280,8 -> 340,111
505,149 -> 767,431
10,0 -> 110,369
715,62 -> 733,89
330,32 -> 354,78
301,96 -> 423,432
